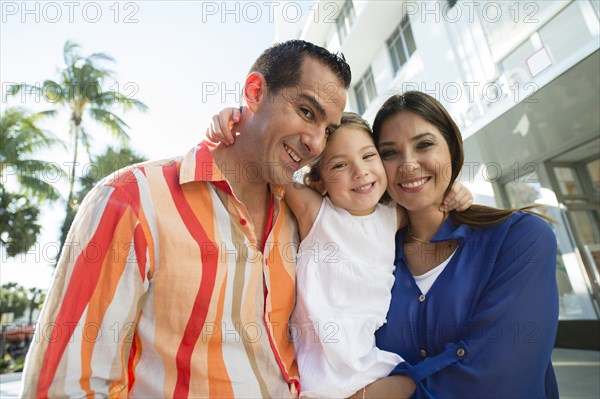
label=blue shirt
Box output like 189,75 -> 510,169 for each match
376,212 -> 559,398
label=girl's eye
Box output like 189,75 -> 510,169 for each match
332,162 -> 346,170
363,152 -> 377,160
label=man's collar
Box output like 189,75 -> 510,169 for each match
179,141 -> 285,198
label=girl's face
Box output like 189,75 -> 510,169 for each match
317,125 -> 387,216
377,111 -> 453,213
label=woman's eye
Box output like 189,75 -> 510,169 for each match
417,141 -> 434,149
379,150 -> 397,160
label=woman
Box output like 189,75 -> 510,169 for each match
355,91 -> 559,398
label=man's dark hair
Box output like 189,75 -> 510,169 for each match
249,40 -> 352,95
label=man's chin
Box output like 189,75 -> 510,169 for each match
268,169 -> 297,185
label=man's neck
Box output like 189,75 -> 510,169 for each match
211,141 -> 270,205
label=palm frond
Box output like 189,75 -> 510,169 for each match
18,173 -> 62,201
88,108 -> 130,141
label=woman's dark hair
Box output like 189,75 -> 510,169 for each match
372,91 -> 553,226
249,40 -> 352,96
304,112 -> 374,194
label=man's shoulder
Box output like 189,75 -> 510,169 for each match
101,155 -> 184,190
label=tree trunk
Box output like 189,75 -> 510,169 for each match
55,121 -> 80,265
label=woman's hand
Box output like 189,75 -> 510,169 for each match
205,106 -> 242,145
346,375 -> 416,399
440,181 -> 473,213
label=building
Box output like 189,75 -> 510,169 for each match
280,0 -> 600,347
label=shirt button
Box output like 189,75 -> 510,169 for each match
457,348 -> 465,357
418,294 -> 426,302
240,219 -> 247,225
420,349 -> 427,358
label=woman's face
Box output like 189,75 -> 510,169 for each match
377,111 -> 453,212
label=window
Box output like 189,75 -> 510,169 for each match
354,68 -> 376,115
387,16 -> 417,74
336,0 -> 355,42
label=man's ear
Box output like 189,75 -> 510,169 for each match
243,72 -> 266,112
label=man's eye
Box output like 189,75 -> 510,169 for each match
300,107 -> 313,118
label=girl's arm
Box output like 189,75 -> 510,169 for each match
206,106 -> 322,239
284,182 -> 323,240
440,181 -> 473,212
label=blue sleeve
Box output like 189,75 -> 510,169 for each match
391,215 -> 559,398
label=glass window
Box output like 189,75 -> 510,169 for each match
478,1 -> 560,58
585,159 -> 600,192
336,0 -> 355,43
554,166 -> 585,196
538,1 -> 597,65
499,39 -> 536,80
503,174 -> 598,319
354,68 -> 376,115
387,16 -> 417,74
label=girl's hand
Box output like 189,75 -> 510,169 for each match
440,181 -> 473,212
205,106 -> 242,145
346,375 -> 416,399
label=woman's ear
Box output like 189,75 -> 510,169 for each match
243,72 -> 266,113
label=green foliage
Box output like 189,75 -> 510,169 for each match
0,190 -> 41,258
0,108 -> 61,257
0,283 -> 29,321
27,288 -> 46,325
0,108 -> 63,201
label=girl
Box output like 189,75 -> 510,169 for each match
207,109 -> 472,398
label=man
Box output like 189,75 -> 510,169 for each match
21,40 -> 350,398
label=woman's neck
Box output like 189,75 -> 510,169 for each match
406,207 -> 448,242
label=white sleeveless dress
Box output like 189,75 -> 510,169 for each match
291,197 -> 403,398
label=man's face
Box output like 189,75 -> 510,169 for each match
252,57 -> 347,185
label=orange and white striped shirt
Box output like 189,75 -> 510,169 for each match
21,142 -> 300,398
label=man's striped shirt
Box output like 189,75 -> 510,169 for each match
21,142 -> 300,398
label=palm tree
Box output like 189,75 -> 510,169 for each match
0,108 -> 63,201
1,108 -> 63,257
8,41 -> 148,257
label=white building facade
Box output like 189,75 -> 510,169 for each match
281,0 -> 600,347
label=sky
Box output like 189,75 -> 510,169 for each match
1,0 -> 315,289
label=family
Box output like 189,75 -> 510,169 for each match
21,40 -> 559,398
